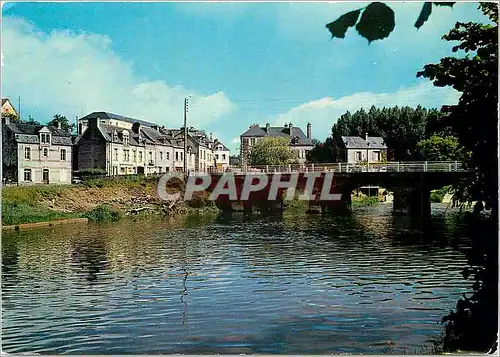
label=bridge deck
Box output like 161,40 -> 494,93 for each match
205,161 -> 465,175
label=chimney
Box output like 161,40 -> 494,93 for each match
289,122 -> 293,136
365,132 -> 368,141
88,117 -> 98,130
132,122 -> 141,134
209,132 -> 213,141
265,123 -> 270,132
307,122 -> 311,139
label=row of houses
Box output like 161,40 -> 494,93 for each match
1,99 -> 230,184
238,122 -> 388,165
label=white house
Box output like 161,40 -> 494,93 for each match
213,140 -> 230,170
341,134 -> 388,164
2,117 -> 73,184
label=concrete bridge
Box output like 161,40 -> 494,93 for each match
203,161 -> 469,217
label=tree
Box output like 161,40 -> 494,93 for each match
1,111 -> 19,122
307,137 -> 336,163
48,114 -> 75,132
249,137 -> 297,166
416,135 -> 469,161
326,2 -> 455,43
329,105 -> 448,161
417,3 -> 498,353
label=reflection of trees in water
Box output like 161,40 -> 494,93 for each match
1,236 -> 20,289
210,210 -> 469,280
70,237 -> 109,283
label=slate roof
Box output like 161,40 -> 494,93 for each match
341,136 -> 387,149
80,111 -> 158,128
4,121 -> 73,145
213,140 -> 230,152
241,125 -> 313,146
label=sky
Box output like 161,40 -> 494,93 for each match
0,1 -> 489,152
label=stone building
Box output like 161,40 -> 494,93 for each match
340,134 -> 388,163
2,117 -> 73,184
240,122 -> 314,165
75,112 -> 228,175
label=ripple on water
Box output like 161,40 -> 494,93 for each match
2,206 -> 471,354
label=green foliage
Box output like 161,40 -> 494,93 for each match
79,168 -> 108,176
2,185 -> 81,225
307,137 -> 336,163
417,135 -> 469,161
430,191 -> 444,203
249,136 -> 297,166
320,105 -> 449,162
417,3 -> 498,353
48,114 -> 75,133
1,111 -> 19,122
85,205 -> 122,223
2,202 -> 82,226
351,196 -> 380,207
327,2 -> 455,42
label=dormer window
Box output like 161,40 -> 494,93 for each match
40,133 -> 51,144
123,131 -> 129,146
292,136 -> 300,145
112,130 -> 118,142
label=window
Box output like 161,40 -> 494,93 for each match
356,151 -> 362,161
60,149 -> 66,161
123,149 -> 130,162
40,133 -> 50,144
216,154 -> 219,160
180,152 -> 183,161
123,133 -> 129,146
222,154 -> 226,160
176,152 -> 179,161
114,148 -> 119,161
149,151 -> 153,162
251,138 -> 256,145
24,147 -> 31,160
133,150 -> 137,162
160,152 -> 163,161
24,169 -> 32,182
372,151 -> 380,161
42,169 -> 49,182
166,152 -> 170,160
139,151 -> 143,162
113,131 -> 118,142
43,148 -> 48,157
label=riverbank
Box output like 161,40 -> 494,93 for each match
2,176 -> 218,226
351,195 -> 384,207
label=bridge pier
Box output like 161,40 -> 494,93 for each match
393,187 -> 431,217
320,186 -> 352,215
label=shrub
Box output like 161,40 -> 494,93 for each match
85,205 -> 122,222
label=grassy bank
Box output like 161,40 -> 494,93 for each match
2,176 -> 216,226
352,195 -> 382,207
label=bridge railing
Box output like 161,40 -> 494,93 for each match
213,161 -> 466,175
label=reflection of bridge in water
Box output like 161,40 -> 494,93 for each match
204,161 -> 470,217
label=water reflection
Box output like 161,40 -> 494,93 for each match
2,206 -> 471,354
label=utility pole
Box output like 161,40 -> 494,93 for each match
183,98 -> 188,176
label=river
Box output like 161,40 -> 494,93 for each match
2,203 -> 472,354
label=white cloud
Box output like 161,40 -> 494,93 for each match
1,17 -> 235,127
274,81 -> 460,140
